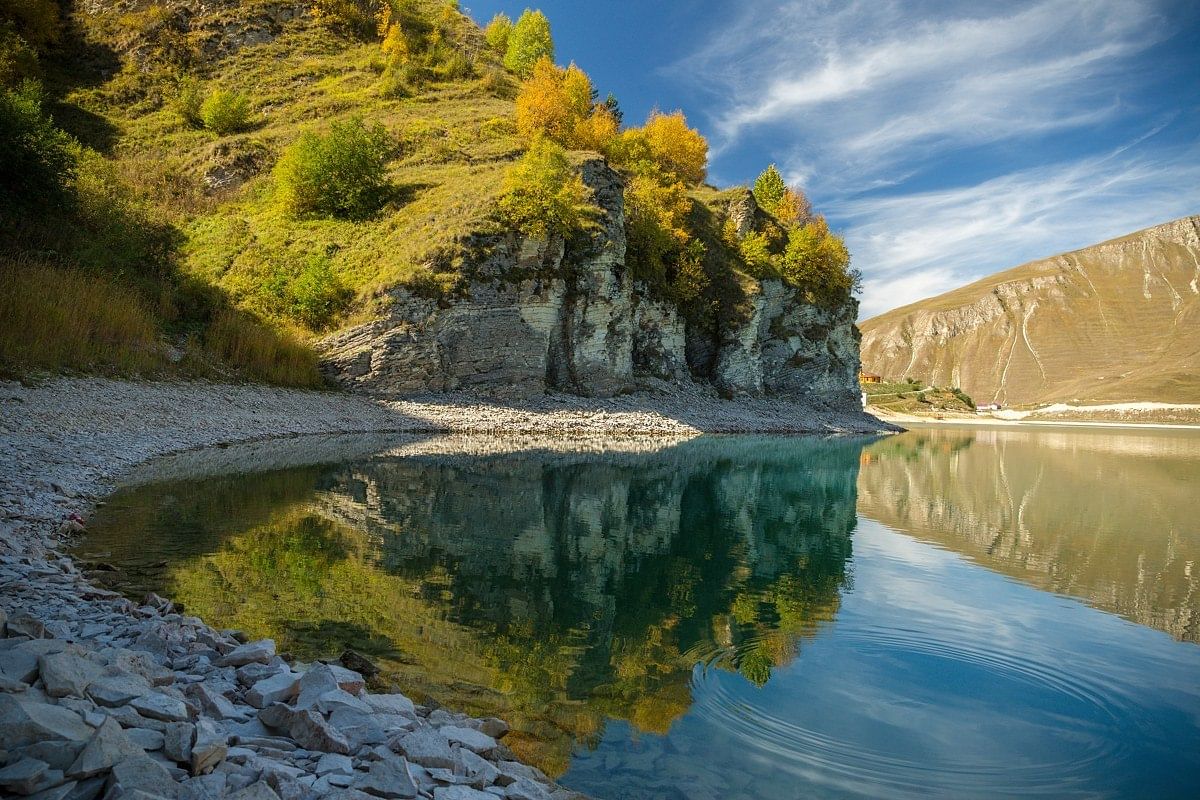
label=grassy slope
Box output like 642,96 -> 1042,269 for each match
858,216 -> 1200,405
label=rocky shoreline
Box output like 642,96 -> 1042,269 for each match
0,377 -> 892,800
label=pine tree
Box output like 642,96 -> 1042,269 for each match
752,164 -> 787,214
504,9 -> 553,78
603,92 -> 623,125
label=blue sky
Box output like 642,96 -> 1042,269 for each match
465,1 -> 1200,319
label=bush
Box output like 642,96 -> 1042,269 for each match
504,9 -> 553,78
274,118 -> 392,219
496,138 -> 597,239
288,256 -> 350,330
623,174 -> 690,285
738,230 -> 776,278
309,0 -> 382,39
1,0 -> 60,52
0,81 -> 77,212
0,23 -> 39,86
199,89 -> 252,135
173,77 -> 204,127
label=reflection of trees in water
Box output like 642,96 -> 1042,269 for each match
82,436 -> 868,775
858,429 -> 1200,643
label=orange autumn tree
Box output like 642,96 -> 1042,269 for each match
514,57 -> 618,153
639,110 -> 707,185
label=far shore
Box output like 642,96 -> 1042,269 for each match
871,409 -> 1200,432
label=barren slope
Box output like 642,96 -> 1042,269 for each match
859,216 -> 1200,405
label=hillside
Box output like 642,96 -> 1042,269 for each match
2,0 -> 862,405
859,216 -> 1200,406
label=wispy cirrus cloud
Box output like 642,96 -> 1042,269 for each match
666,0 -> 1199,318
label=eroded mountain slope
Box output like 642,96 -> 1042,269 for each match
859,216 -> 1200,405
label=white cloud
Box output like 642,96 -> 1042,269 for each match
668,0 -> 1198,318
838,144 -> 1200,318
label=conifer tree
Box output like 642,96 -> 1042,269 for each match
752,164 -> 787,214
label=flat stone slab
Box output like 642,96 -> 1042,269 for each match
0,694 -> 93,749
216,640 -> 275,668
67,717 -> 144,779
129,693 -> 190,723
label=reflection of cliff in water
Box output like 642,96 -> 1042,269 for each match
80,435 -> 868,775
857,429 -> 1200,643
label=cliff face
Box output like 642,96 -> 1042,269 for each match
859,215 -> 1200,405
320,158 -> 862,404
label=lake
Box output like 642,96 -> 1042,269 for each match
76,427 -> 1200,799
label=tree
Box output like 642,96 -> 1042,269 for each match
752,165 -> 786,214
504,9 -> 553,78
779,216 -> 854,305
774,187 -> 812,226
623,174 -> 691,285
483,12 -> 511,55
602,92 -> 623,125
640,110 -> 707,185
497,138 -> 598,239
514,59 -> 616,154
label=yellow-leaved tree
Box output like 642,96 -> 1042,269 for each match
780,215 -> 855,305
497,139 -> 599,240
514,58 -> 618,154
640,110 -> 708,185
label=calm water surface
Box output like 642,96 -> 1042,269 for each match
77,428 -> 1200,799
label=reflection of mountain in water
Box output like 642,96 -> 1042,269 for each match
80,435 -> 868,775
857,429 -> 1200,643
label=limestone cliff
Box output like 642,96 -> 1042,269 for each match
320,158 -> 862,405
859,215 -> 1200,405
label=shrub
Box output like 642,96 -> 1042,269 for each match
1,0 -> 60,52
274,118 -> 392,219
504,9 -> 553,78
199,89 -> 252,135
173,77 -> 204,127
309,0 -> 381,38
640,110 -> 707,185
0,23 -> 39,86
288,256 -> 350,330
738,230 -> 776,278
952,388 -> 975,408
0,81 -> 77,212
483,12 -> 511,55
496,138 -> 597,239
480,116 -> 517,140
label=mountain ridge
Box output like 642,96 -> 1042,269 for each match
859,214 -> 1200,405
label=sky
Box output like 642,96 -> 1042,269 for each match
465,1 -> 1200,319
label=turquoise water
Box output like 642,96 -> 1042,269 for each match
79,429 -> 1200,798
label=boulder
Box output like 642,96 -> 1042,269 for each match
38,651 -> 104,699
314,753 -> 353,777
458,749 -> 499,790
440,726 -> 496,755
0,694 -> 93,749
129,693 -> 189,723
326,707 -> 386,748
105,755 -> 180,799
216,640 -> 275,668
162,722 -> 194,764
185,682 -> 250,721
245,672 -> 298,709
354,756 -> 417,799
363,694 -> 415,718
7,612 -> 49,640
339,650 -> 379,678
0,756 -> 50,794
433,787 -> 496,800
87,675 -> 150,708
190,719 -> 228,776
294,665 -> 340,710
67,717 -> 144,779
125,727 -> 165,752
390,728 -> 455,770
286,709 -> 351,755
502,778 -> 552,800
0,640 -> 67,685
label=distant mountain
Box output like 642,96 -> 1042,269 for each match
859,216 -> 1200,405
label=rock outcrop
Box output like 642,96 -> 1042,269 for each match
320,158 -> 861,407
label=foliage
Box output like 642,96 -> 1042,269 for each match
274,118 -> 392,219
378,0 -> 473,95
496,138 -> 597,239
0,23 -> 38,86
0,0 -> 60,51
952,387 -> 975,409
774,187 -> 812,226
275,255 -> 352,330
483,12 -> 511,55
0,80 -> 76,211
752,164 -> 786,213
637,110 -> 707,185
737,230 -> 776,278
199,88 -> 252,135
309,0 -> 382,38
173,77 -> 204,127
503,8 -> 553,78
623,174 -> 691,285
780,216 -> 856,305
513,58 -> 616,154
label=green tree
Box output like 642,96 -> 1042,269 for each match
274,118 -> 392,219
752,164 -> 786,214
504,9 -> 553,78
496,138 -> 597,239
779,216 -> 854,305
483,12 -> 511,55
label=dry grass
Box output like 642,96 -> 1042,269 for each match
201,308 -> 324,388
0,258 -> 167,377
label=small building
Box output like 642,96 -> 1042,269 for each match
975,403 -> 1003,412
859,371 -> 882,384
